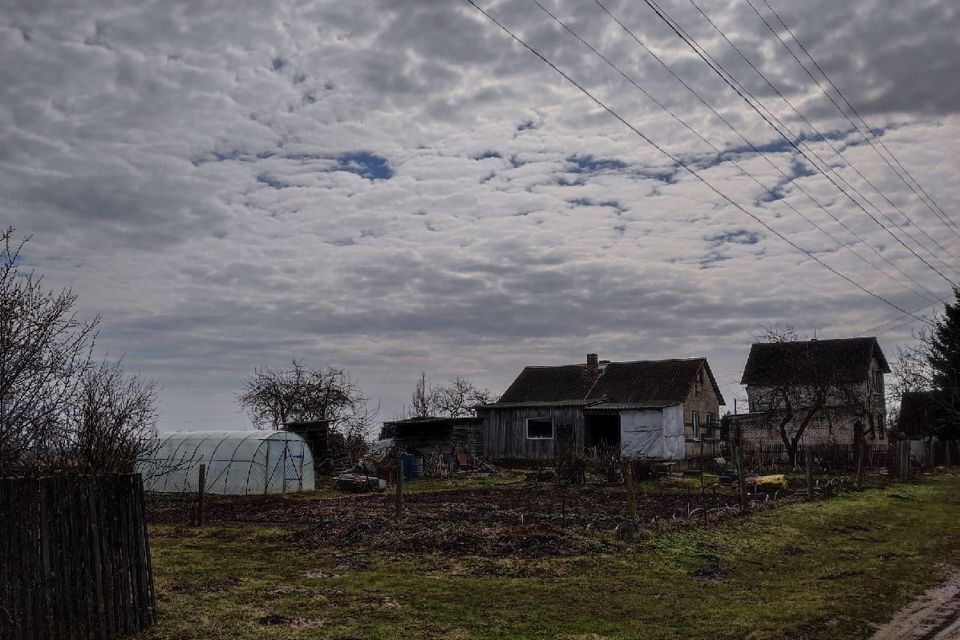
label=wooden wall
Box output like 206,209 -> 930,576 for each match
478,406 -> 584,460
394,423 -> 484,461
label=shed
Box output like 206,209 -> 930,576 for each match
380,416 -> 484,476
138,430 -> 315,495
282,420 -> 331,473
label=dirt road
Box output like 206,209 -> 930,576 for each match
870,571 -> 960,640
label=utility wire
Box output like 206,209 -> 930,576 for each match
742,0 -> 960,250
693,0 -> 960,261
753,0 -> 960,238
630,0 -> 960,286
463,0 -> 925,322
677,0 -> 960,278
860,299 -> 941,336
586,0 -> 947,306
533,0 -> 941,306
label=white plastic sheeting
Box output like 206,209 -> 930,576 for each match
138,430 -> 315,495
619,405 -> 685,460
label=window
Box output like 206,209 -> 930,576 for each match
526,418 -> 554,440
691,411 -> 700,439
695,371 -> 704,396
706,412 -> 714,437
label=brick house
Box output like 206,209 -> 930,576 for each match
731,337 -> 889,449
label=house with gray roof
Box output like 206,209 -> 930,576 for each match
476,353 -> 724,461
733,337 -> 890,450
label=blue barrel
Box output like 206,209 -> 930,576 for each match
402,454 -> 416,480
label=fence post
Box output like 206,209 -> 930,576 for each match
734,444 -> 748,514
197,464 -> 206,528
805,445 -> 814,501
395,457 -> 404,521
855,440 -> 865,490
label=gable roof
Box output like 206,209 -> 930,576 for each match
490,358 -> 724,409
498,365 -> 596,404
740,337 -> 889,386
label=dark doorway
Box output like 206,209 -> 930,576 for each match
584,413 -> 620,451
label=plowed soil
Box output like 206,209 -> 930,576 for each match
148,483 -> 743,557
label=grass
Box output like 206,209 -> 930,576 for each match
145,474 -> 960,640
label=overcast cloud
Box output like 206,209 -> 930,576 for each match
2,0 -> 958,429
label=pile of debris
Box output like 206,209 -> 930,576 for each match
333,458 -> 387,493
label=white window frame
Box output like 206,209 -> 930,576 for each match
525,417 -> 555,440
691,411 -> 701,439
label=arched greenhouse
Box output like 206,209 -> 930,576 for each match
139,430 -> 315,495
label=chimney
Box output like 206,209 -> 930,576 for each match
586,353 -> 599,379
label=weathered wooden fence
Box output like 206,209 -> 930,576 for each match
740,442 -> 892,471
0,474 -> 155,640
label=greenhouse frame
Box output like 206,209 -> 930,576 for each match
139,430 -> 316,495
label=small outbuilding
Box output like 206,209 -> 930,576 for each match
282,419 -> 331,474
380,416 -> 485,476
139,430 -> 315,495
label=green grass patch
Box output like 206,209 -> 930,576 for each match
145,475 -> 960,640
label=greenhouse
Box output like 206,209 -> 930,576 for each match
139,430 -> 315,495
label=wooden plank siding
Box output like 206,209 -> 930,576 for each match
0,474 -> 155,640
478,406 -> 585,460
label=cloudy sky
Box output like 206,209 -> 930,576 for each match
2,0 -> 958,431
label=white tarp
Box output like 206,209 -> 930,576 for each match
619,405 -> 685,460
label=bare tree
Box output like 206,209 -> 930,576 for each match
238,359 -> 376,458
748,325 -> 865,466
0,228 -> 159,475
405,372 -> 493,418
62,360 -> 160,473
409,371 -> 431,418
430,375 -> 493,418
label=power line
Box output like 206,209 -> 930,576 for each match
463,0 -> 925,322
673,0 -> 960,281
741,0 -> 960,252
629,0 -> 960,286
692,0 -> 960,262
585,0 -> 946,306
533,0 -> 942,306
860,299 -> 940,337
753,0 -> 960,238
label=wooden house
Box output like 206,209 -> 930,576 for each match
476,354 -> 724,461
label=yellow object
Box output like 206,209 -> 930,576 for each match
752,474 -> 788,489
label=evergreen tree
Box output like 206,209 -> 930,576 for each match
928,287 -> 960,438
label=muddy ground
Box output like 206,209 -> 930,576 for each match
148,483 -> 744,557
869,571 -> 960,640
